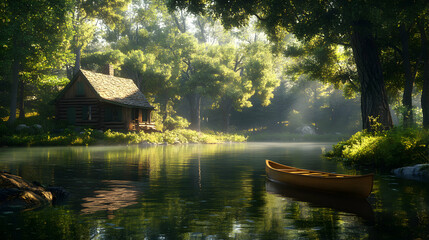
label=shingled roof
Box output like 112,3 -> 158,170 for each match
80,69 -> 154,109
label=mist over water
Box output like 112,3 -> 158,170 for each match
0,143 -> 428,239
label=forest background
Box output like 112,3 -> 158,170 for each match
1,0 -> 428,147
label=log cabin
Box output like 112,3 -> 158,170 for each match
55,65 -> 156,132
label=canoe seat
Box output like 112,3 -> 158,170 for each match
302,173 -> 330,177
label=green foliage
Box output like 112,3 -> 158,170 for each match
248,131 -> 347,142
81,49 -> 126,72
1,0 -> 74,122
168,0 -> 429,131
285,38 -> 359,97
102,129 -> 246,145
28,75 -> 70,119
326,127 -> 429,169
0,126 -> 246,147
164,115 -> 190,131
103,129 -> 142,144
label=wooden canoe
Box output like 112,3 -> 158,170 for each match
265,160 -> 374,198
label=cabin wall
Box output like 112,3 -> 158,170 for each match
56,100 -> 153,131
63,75 -> 98,99
56,73 -> 155,132
56,98 -> 100,128
124,107 -> 132,131
99,103 -> 126,131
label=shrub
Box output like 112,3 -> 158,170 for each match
0,127 -> 247,147
163,116 -> 190,131
326,127 -> 429,169
173,129 -> 200,143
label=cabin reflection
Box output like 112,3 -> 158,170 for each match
265,180 -> 374,224
81,180 -> 140,215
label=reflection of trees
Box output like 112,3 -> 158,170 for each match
258,192 -> 370,239
1,144 -> 428,239
0,207 -> 93,239
370,177 -> 429,239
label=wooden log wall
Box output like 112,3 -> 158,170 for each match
98,102 -> 126,131
56,98 -> 100,128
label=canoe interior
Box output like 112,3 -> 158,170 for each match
266,160 -> 367,179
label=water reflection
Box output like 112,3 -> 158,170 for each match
81,180 -> 141,215
0,143 -> 428,239
265,180 -> 374,224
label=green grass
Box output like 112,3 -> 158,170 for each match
0,127 -> 247,147
325,127 -> 429,170
247,131 -> 349,142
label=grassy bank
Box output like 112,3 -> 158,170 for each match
247,131 -> 350,142
0,128 -> 247,147
325,127 -> 429,170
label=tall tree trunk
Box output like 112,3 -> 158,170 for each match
18,79 -> 25,119
66,65 -> 74,80
8,56 -> 20,124
171,11 -> 187,33
221,99 -> 233,133
163,97 -> 169,122
350,21 -> 393,131
419,23 -> 429,128
196,16 -> 207,43
188,93 -> 201,131
73,45 -> 82,76
400,25 -> 415,127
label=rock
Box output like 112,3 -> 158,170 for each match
392,164 -> 429,181
16,124 -> 29,131
32,124 -> 43,133
297,125 -> 316,135
0,172 -> 68,211
46,186 -> 69,205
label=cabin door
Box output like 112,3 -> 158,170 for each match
132,108 -> 140,122
131,108 -> 140,130
67,107 -> 76,124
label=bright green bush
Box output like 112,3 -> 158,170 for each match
173,129 -> 200,143
163,116 -> 190,131
247,131 -> 347,142
0,127 -> 247,147
325,127 -> 429,169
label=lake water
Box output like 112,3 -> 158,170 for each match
0,142 -> 428,239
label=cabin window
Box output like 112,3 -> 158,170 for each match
76,81 -> 85,97
104,105 -> 122,122
82,105 -> 92,121
67,107 -> 76,124
142,109 -> 148,122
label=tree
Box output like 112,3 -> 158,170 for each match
69,0 -> 130,77
207,44 -> 251,131
181,50 -> 223,131
419,19 -> 429,128
81,49 -> 126,72
0,0 -> 73,123
210,42 -> 280,132
121,32 -> 196,122
167,0 -> 398,131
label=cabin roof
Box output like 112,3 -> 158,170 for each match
57,69 -> 154,109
